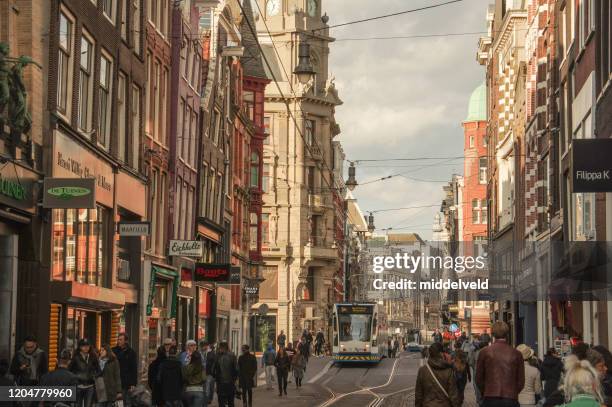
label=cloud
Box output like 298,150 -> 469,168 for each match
324,0 -> 490,238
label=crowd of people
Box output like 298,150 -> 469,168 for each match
0,329 -> 326,407
416,321 -> 612,407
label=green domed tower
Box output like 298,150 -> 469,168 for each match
465,82 -> 487,122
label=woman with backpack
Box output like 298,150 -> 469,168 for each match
415,342 -> 461,407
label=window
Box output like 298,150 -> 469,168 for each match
262,164 -> 270,193
178,99 -> 185,161
131,85 -> 141,170
479,157 -> 487,184
102,0 -> 116,23
573,193 -> 594,240
250,152 -> 260,188
78,32 -> 94,132
51,207 -> 108,286
483,135 -> 488,147
263,116 -> 271,145
472,199 -> 481,224
469,135 -> 474,148
304,267 -> 315,301
133,0 -> 142,55
117,72 -> 128,161
261,213 -> 269,245
249,213 -> 258,251
243,91 -> 255,121
57,10 -> 74,115
98,52 -> 113,149
481,199 -> 488,225
199,7 -> 212,32
199,164 -> 209,217
560,6 -> 567,58
174,177 -> 182,238
120,0 -> 127,39
305,119 -> 315,146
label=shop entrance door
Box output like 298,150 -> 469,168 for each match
65,307 -> 104,350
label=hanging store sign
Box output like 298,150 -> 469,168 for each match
230,266 -> 241,285
572,139 -> 612,192
0,163 -> 39,214
194,263 -> 231,282
169,240 -> 203,257
118,221 -> 151,236
244,286 -> 259,295
42,178 -> 96,209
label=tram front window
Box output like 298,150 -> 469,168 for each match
338,314 -> 372,342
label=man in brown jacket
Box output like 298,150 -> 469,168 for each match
476,321 -> 525,407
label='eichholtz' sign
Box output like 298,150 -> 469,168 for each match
168,240 -> 203,257
572,139 -> 612,193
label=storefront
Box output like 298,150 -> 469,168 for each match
145,263 -> 179,361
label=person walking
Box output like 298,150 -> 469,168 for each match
112,333 -> 137,407
70,339 -> 100,407
540,348 -> 563,402
204,343 -> 217,405
0,359 -> 13,407
10,335 -> 48,385
592,345 -> 612,406
387,338 -> 393,359
262,344 -> 276,390
96,344 -> 122,407
480,329 -> 491,345
415,342 -> 460,407
560,355 -> 605,407
433,329 -> 443,344
315,329 -> 325,357
274,347 -> 291,397
476,322 -> 525,407
277,331 -> 286,349
453,348 -> 471,405
182,349 -> 205,407
238,345 -> 257,407
393,338 -> 400,358
147,347 -> 167,407
214,342 -> 238,407
291,348 -> 306,389
516,344 -> 541,407
158,346 -> 183,407
180,340 -> 199,366
40,349 -> 78,387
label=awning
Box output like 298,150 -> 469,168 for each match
146,265 -> 179,318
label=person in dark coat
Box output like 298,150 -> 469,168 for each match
112,333 -> 138,407
40,350 -> 78,387
182,350 -> 205,407
147,347 -> 166,407
204,342 -> 217,405
0,359 -> 15,407
415,342 -> 461,407
69,339 -> 100,407
157,346 -> 183,407
9,335 -> 48,385
238,345 -> 257,407
214,342 -> 238,407
274,347 -> 291,397
97,344 -> 122,407
593,345 -> 612,407
540,348 -> 563,400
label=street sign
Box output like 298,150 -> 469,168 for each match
258,303 -> 269,315
572,139 -> 612,192
230,266 -> 241,285
42,178 -> 96,209
169,240 -> 203,257
118,221 -> 150,236
244,286 -> 259,295
194,263 -> 230,282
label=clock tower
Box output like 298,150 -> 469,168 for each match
253,0 -> 344,346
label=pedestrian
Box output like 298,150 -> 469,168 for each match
453,348 -> 471,405
158,346 -> 183,407
70,339 -> 100,407
277,331 -> 286,349
480,329 -> 491,345
433,329 -> 443,344
214,342 -> 238,407
306,330 -> 313,359
180,339 -> 199,366
204,343 -> 217,405
182,349 -> 205,407
315,329 -> 325,357
516,344 -> 541,407
393,338 -> 400,358
0,359 -> 14,407
112,333 -> 138,407
475,321 -> 524,407
162,338 -> 173,357
560,355 -> 604,407
592,345 -> 612,406
274,346 -> 291,397
96,344 -> 122,407
262,344 -> 276,390
540,347 -> 563,401
387,338 -> 393,358
285,342 -> 295,361
40,349 -> 78,387
10,335 -> 48,385
147,347 -> 166,407
291,348 -> 306,388
238,345 -> 257,407
415,342 -> 460,407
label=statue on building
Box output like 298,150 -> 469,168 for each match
270,213 -> 278,245
0,43 -> 10,117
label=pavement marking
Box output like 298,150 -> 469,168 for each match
307,360 -> 334,384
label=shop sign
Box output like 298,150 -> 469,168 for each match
244,286 -> 259,295
0,163 -> 39,214
169,240 -> 203,257
118,221 -> 150,236
180,267 -> 193,288
572,139 -> 612,192
42,178 -> 96,209
194,263 -> 230,282
230,266 -> 241,285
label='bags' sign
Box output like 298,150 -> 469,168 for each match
572,139 -> 612,193
194,263 -> 230,282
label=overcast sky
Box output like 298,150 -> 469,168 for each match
323,0 -> 490,239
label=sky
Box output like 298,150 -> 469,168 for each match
323,0 -> 491,239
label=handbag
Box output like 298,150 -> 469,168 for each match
114,400 -> 124,407
425,360 -> 451,400
95,376 -> 107,403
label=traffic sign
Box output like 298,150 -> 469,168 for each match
258,303 -> 269,315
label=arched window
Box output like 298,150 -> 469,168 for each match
250,152 -> 260,188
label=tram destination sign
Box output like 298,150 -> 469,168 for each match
572,139 -> 612,193
337,305 -> 373,314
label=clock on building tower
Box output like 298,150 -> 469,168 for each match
266,0 -> 281,16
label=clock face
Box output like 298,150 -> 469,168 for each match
307,0 -> 317,16
267,0 -> 281,16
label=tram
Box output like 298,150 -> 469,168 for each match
332,302 -> 388,363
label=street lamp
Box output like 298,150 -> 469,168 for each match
367,212 -> 375,233
345,162 -> 357,191
294,35 -> 315,84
